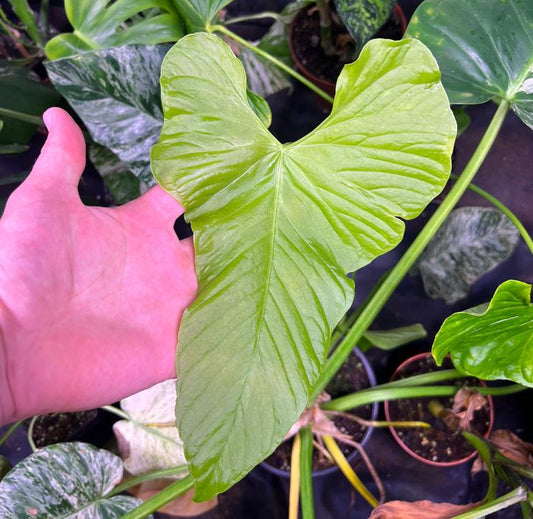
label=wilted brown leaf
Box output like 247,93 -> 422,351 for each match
369,499 -> 479,518
130,481 -> 218,517
452,388 -> 487,432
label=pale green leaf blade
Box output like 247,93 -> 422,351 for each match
0,442 -> 148,518
416,207 -> 520,304
246,90 -> 272,128
152,33 -> 455,499
406,0 -> 533,128
363,324 -> 427,350
333,0 -> 395,49
46,45 -> 167,185
172,0 -> 231,31
433,280 -> 533,386
113,380 -> 188,476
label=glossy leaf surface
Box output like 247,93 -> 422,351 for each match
113,379 -> 188,476
433,280 -> 533,386
362,324 -> 427,351
334,0 -> 395,49
47,45 -> 168,185
172,0 -> 231,31
45,0 -> 184,60
416,207 -> 519,304
0,442 -> 147,518
406,0 -> 533,129
152,33 -> 455,499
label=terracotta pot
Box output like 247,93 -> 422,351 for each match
384,352 -> 494,467
289,3 -> 407,107
261,347 -> 378,478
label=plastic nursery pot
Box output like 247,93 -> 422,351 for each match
384,352 -> 494,467
288,3 -> 407,107
261,347 -> 378,478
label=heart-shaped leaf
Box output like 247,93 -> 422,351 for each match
415,207 -> 520,304
45,0 -> 184,60
406,0 -> 533,129
152,33 -> 455,499
46,45 -> 168,186
433,280 -> 533,386
0,442 -> 148,518
113,379 -> 188,476
334,0 -> 396,49
172,0 -> 232,32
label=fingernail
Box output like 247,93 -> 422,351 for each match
43,109 -> 55,131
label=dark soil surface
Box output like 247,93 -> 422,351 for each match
27,410 -> 98,448
387,356 -> 491,463
264,349 -> 373,473
291,5 -> 403,83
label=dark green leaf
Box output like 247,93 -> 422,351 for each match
46,45 -> 168,185
0,144 -> 29,154
433,280 -> 533,386
172,0 -> 231,32
362,324 -> 427,351
453,107 -> 470,137
334,0 -> 395,49
0,456 -> 10,481
0,171 -> 29,186
416,207 -> 520,304
45,0 -> 184,60
0,62 -> 60,146
246,90 -> 272,128
152,33 -> 455,499
406,0 -> 533,129
463,432 -> 497,502
0,442 -> 149,518
89,144 -> 142,204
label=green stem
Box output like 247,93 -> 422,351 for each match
100,405 -> 130,420
453,488 -> 529,519
455,174 -> 533,255
311,99 -> 511,402
121,475 -> 194,519
377,369 -> 463,387
299,428 -> 314,519
27,416 -> 38,452
7,0 -> 43,46
0,420 -> 23,447
209,24 -> 334,104
323,382 -> 526,412
315,0 -> 334,56
223,12 -> 282,25
39,0 -> 49,42
0,107 -> 42,126
105,466 -> 189,498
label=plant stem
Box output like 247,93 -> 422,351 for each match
209,24 -> 334,104
0,107 -> 42,126
121,475 -> 194,519
8,0 -> 43,47
39,0 -> 49,42
315,0 -> 334,56
105,466 -> 189,498
223,12 -> 282,25
323,435 -> 378,507
0,420 -> 23,447
378,369 -> 463,387
311,99 -> 511,401
100,405 -> 130,420
27,416 -> 38,452
455,174 -> 533,255
300,428 -> 315,519
289,432 -> 302,519
453,487 -> 529,519
323,382 -> 525,412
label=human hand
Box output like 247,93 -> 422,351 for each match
0,108 -> 197,425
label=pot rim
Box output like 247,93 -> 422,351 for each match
383,352 -> 495,467
261,347 -> 378,478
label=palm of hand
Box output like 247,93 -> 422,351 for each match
0,109 -> 196,422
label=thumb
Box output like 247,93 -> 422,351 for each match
26,107 -> 86,192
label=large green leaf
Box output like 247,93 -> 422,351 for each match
45,0 -> 184,60
0,62 -> 60,146
334,0 -> 396,49
46,45 -> 168,186
171,0 -> 232,32
415,207 -> 519,304
113,380 -> 188,476
0,442 -> 149,518
152,33 -> 455,498
406,0 -> 533,129
433,280 -> 533,386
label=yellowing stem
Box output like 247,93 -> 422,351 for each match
289,433 -> 302,519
